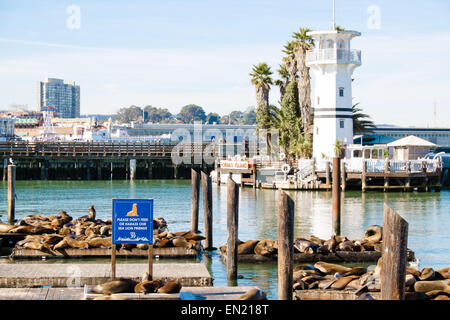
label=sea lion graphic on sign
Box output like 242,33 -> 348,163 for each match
112,199 -> 153,244
126,203 -> 139,217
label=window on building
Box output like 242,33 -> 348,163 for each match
339,87 -> 344,97
339,120 -> 345,128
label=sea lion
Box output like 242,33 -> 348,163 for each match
419,267 -> 435,281
237,288 -> 267,300
434,295 -> 450,300
436,267 -> 450,279
318,279 -> 337,290
326,235 -> 338,253
308,235 -> 325,246
316,245 -> 330,254
237,240 -> 259,255
134,280 -> 163,293
100,225 -> 112,236
136,243 -> 149,250
8,225 -> 54,234
341,267 -> 367,277
172,236 -> 192,249
93,278 -> 138,294
0,222 -> 15,233
425,290 -> 450,299
335,236 -> 349,244
414,280 -> 450,293
314,262 -> 352,275
53,238 -> 70,250
330,276 -> 359,290
363,225 -> 383,243
337,240 -> 356,252
183,232 -> 206,241
406,267 -> 420,279
23,241 -> 45,251
254,240 -> 277,257
58,226 -> 72,236
156,238 -> 172,248
345,279 -> 362,290
405,274 -> 416,287
65,236 -> 89,249
294,238 -> 319,254
294,264 -> 316,271
293,269 -> 319,281
88,205 -> 96,220
157,280 -> 182,294
88,237 -> 112,248
121,244 -> 136,251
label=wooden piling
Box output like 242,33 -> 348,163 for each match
2,158 -> 7,182
7,164 -> 16,224
130,159 -> 136,181
111,245 -> 116,280
325,160 -> 331,188
226,177 -> 239,282
341,160 -> 347,191
277,189 -> 294,301
201,171 -> 214,250
383,160 -> 390,192
361,160 -> 367,192
190,169 -> 200,233
380,203 -> 408,300
332,157 -> 341,236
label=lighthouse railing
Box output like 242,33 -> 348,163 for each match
306,49 -> 361,65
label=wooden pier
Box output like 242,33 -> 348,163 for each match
216,158 -> 442,192
0,141 -> 214,180
0,263 -> 212,288
0,286 -> 262,300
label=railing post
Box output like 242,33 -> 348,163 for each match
277,189 -> 294,300
381,203 -> 408,300
340,160 -> 347,192
227,176 -> 239,283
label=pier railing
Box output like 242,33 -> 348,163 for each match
0,141 -> 212,159
309,158 -> 440,174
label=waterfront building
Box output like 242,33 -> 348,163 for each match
306,29 -> 362,160
37,78 -> 80,118
368,126 -> 450,147
0,117 -> 16,141
386,135 -> 437,161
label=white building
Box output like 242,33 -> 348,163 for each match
306,29 -> 362,160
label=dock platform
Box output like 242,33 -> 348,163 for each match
0,286 -> 260,300
0,263 -> 212,288
10,247 -> 199,259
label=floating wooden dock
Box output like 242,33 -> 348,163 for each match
0,263 -> 212,288
0,286 -> 261,300
221,250 -> 415,263
10,247 -> 199,259
294,289 -> 381,300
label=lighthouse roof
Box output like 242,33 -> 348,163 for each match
307,30 -> 361,38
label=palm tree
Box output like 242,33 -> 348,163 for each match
250,63 -> 273,128
250,62 -> 274,155
352,102 -> 376,134
292,28 -> 314,134
274,64 -> 290,101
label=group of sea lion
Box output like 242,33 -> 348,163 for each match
91,273 -> 182,300
220,225 -> 383,257
6,206 -> 203,254
293,259 -> 450,300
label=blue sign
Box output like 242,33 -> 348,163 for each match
112,199 -> 153,244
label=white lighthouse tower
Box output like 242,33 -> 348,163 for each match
306,27 -> 361,160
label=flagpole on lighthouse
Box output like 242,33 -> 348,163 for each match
332,0 -> 336,30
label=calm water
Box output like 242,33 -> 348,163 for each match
0,180 -> 448,299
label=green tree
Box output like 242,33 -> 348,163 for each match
206,112 -> 221,124
352,102 -> 376,134
177,104 -> 206,123
143,105 -> 174,123
292,27 -> 314,133
116,105 -> 143,123
242,108 -> 257,125
250,62 -> 273,130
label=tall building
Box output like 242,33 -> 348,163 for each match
38,78 -> 80,118
306,29 -> 362,160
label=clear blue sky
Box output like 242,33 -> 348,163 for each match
0,0 -> 449,126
